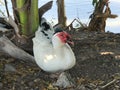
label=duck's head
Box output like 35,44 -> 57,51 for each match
56,31 -> 73,45
52,30 -> 74,48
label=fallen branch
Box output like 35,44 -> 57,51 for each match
0,36 -> 35,64
100,79 -> 117,89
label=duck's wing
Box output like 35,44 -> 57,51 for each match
33,18 -> 55,46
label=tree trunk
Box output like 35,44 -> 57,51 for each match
88,0 -> 117,32
57,0 -> 67,27
16,0 -> 29,35
29,0 -> 39,35
11,0 -> 39,36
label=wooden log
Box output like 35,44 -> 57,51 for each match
0,36 -> 35,64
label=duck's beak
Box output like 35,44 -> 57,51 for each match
66,36 -> 74,46
62,31 -> 74,46
67,40 -> 74,46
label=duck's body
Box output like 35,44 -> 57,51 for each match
32,18 -> 76,73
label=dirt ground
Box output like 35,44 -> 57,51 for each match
0,30 -> 120,90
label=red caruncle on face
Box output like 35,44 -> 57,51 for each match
56,31 -> 71,44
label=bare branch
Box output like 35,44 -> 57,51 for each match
65,18 -> 85,30
4,16 -> 21,37
95,13 -> 118,18
4,0 -> 9,17
39,1 -> 53,21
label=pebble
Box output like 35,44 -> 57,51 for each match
4,64 -> 17,72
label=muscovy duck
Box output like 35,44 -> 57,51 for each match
32,18 -> 76,73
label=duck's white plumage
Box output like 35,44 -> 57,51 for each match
32,18 -> 76,73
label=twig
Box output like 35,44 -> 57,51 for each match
65,18 -> 84,30
4,0 -> 9,17
100,74 -> 120,89
100,79 -> 117,89
4,16 -> 21,38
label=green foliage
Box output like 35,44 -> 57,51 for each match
92,0 -> 99,7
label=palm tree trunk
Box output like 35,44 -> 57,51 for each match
16,0 -> 28,35
29,0 -> 39,35
15,0 -> 39,36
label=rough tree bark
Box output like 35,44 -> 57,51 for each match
88,0 -> 117,32
57,0 -> 67,27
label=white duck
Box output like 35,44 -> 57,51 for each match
32,18 -> 76,73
